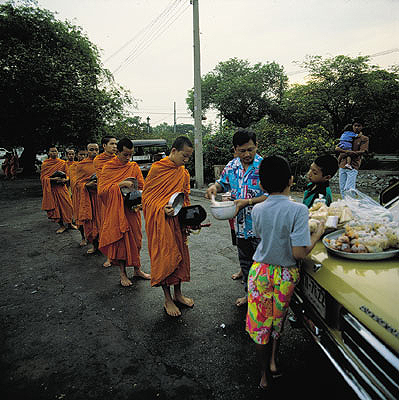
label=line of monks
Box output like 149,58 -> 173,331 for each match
40,136 -> 195,317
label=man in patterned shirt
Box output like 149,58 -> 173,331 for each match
206,129 -> 267,306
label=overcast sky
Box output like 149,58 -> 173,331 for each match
23,0 -> 399,126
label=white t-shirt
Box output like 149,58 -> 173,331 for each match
252,195 -> 311,267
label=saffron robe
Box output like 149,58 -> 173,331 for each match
40,158 -> 73,223
98,157 -> 144,267
74,158 -> 101,243
142,157 -> 191,287
93,152 -> 116,227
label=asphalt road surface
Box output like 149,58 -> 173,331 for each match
0,178 -> 355,400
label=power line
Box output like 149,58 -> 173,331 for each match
287,48 -> 399,76
112,1 -> 190,74
105,0 -> 181,63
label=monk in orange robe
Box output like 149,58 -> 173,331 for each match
94,136 -> 117,267
142,136 -> 193,317
65,148 -> 76,179
70,149 -> 88,246
98,138 -> 150,286
40,146 -> 74,234
75,143 -> 101,254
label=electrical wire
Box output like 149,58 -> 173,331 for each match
112,1 -> 190,74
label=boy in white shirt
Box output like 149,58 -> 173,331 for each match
246,155 -> 324,391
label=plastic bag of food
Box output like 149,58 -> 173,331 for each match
343,189 -> 393,223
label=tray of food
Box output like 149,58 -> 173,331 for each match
322,228 -> 399,260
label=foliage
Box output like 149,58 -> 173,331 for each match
254,120 -> 336,190
200,126 -> 235,182
0,2 -> 132,172
186,58 -> 288,128
298,55 -> 399,152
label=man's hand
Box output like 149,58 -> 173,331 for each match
205,183 -> 220,199
164,204 -> 175,217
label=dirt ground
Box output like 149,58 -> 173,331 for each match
0,177 -> 354,400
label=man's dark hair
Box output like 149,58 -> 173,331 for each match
259,155 -> 291,193
233,128 -> 257,148
48,145 -> 57,151
117,137 -> 133,152
314,154 -> 338,178
352,117 -> 364,126
171,136 -> 193,151
101,136 -> 116,146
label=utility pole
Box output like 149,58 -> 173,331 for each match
146,116 -> 150,134
173,101 -> 177,134
192,0 -> 203,188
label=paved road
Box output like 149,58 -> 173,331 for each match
0,179 -> 354,400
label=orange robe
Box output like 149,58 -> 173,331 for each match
68,163 -> 80,223
142,156 -> 191,287
40,158 -> 73,223
75,158 -> 101,243
98,157 -> 144,267
65,160 -> 76,180
93,153 -> 116,227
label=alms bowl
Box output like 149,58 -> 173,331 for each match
168,192 -> 185,216
210,201 -> 236,220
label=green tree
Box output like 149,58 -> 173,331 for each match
186,58 -> 288,128
0,2 -> 132,173
298,55 -> 399,152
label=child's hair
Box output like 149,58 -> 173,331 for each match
171,136 -> 193,151
259,155 -> 291,193
117,137 -> 133,151
233,128 -> 257,148
314,154 -> 338,178
342,124 -> 353,133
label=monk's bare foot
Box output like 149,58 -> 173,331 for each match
235,296 -> 247,307
174,294 -> 194,308
68,223 -> 78,230
56,226 -> 67,234
133,268 -> 151,280
103,259 -> 112,268
87,245 -> 96,254
120,276 -> 132,287
79,239 -> 88,247
232,270 -> 243,280
164,300 -> 181,317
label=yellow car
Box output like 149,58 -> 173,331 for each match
291,181 -> 399,400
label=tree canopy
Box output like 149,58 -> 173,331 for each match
0,2 -> 132,171
186,58 -> 288,128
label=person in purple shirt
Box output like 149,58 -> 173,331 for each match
206,129 -> 267,307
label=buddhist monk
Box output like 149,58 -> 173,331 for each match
40,146 -> 75,234
142,136 -> 193,317
98,138 -> 150,286
94,136 -> 117,267
75,143 -> 100,254
65,148 -> 76,178
71,149 -> 88,246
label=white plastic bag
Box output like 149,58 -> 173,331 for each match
343,189 -> 393,222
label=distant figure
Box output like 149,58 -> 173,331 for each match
40,146 -> 75,234
337,124 -> 358,169
2,150 -> 19,179
335,119 -> 369,196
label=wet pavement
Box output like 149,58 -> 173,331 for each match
0,179 -> 354,399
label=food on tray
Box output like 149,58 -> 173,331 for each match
309,200 -> 352,226
308,218 -> 321,234
324,221 -> 399,253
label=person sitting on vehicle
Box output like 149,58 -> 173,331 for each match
303,154 -> 338,208
246,155 -> 325,391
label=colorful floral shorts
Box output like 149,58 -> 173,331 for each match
246,262 -> 300,344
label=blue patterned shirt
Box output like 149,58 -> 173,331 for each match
217,154 -> 265,239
